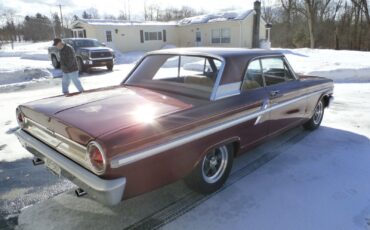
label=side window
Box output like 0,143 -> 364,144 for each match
242,59 -> 264,90
261,57 -> 295,86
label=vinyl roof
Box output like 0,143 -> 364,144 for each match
148,47 -> 283,59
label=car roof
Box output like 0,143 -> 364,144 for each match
148,47 -> 283,59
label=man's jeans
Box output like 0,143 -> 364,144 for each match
62,71 -> 84,94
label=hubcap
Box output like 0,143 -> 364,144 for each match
201,145 -> 228,184
313,101 -> 324,125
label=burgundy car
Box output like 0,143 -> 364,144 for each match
15,48 -> 334,205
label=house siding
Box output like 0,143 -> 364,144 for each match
73,12 -> 269,53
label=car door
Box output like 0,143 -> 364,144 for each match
238,59 -> 270,149
261,56 -> 306,135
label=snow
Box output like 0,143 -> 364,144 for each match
278,48 -> 370,82
0,41 -> 144,91
1,42 -> 370,229
178,9 -> 254,25
77,19 -> 177,26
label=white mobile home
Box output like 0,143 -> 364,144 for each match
71,1 -> 271,53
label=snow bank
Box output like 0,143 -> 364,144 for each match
277,48 -> 370,82
115,51 -> 144,65
0,41 -> 50,61
0,68 -> 53,85
161,44 -> 177,49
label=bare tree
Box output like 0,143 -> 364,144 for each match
304,0 -> 316,48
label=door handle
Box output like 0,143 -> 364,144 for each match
269,90 -> 281,98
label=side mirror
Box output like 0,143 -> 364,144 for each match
101,43 -> 106,47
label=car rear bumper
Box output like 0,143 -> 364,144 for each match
15,129 -> 126,206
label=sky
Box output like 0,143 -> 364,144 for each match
0,0 -> 268,22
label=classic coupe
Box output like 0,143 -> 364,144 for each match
15,48 -> 334,205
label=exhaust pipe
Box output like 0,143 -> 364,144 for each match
75,188 -> 87,197
32,157 -> 44,166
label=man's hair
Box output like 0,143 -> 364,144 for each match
53,38 -> 62,46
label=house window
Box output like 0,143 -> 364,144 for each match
211,28 -> 231,44
211,29 -> 220,43
144,31 -> 162,41
106,31 -> 112,42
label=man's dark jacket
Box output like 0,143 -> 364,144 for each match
60,44 -> 79,73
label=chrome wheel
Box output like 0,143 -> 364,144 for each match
313,100 -> 324,125
201,145 -> 228,184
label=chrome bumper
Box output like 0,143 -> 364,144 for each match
328,95 -> 334,107
15,129 -> 126,206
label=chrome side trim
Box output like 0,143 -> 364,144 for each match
254,99 -> 269,125
16,129 -> 126,206
214,82 -> 242,100
111,88 -> 331,168
210,57 -> 226,101
89,57 -> 113,61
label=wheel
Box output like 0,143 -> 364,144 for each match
51,55 -> 60,69
185,144 -> 233,194
77,57 -> 85,73
107,63 -> 113,71
303,98 -> 325,130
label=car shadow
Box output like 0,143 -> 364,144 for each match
2,126 -> 370,229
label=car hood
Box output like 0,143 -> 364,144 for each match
24,86 -> 193,137
78,47 -> 112,52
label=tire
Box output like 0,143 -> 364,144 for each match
107,63 -> 113,71
303,98 -> 325,131
185,144 -> 233,194
77,57 -> 85,73
51,55 -> 60,69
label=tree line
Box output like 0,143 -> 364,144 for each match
262,0 -> 370,50
0,7 -> 74,45
1,1 -> 369,50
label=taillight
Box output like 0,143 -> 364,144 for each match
16,107 -> 25,128
87,141 -> 106,175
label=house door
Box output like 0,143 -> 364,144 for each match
195,31 -> 202,46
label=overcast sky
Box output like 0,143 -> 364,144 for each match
1,0 -> 269,21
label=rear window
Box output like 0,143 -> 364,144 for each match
125,54 -> 222,99
73,39 -> 101,47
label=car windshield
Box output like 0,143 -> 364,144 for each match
124,54 -> 222,99
73,39 -> 101,47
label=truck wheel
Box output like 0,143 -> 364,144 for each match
303,98 -> 325,131
185,144 -> 233,194
77,57 -> 85,73
51,55 -> 60,69
107,63 -> 113,71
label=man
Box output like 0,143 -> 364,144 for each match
53,38 -> 84,95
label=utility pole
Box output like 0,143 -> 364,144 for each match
57,4 -> 64,37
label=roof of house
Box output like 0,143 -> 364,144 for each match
73,9 -> 255,27
74,19 -> 177,26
